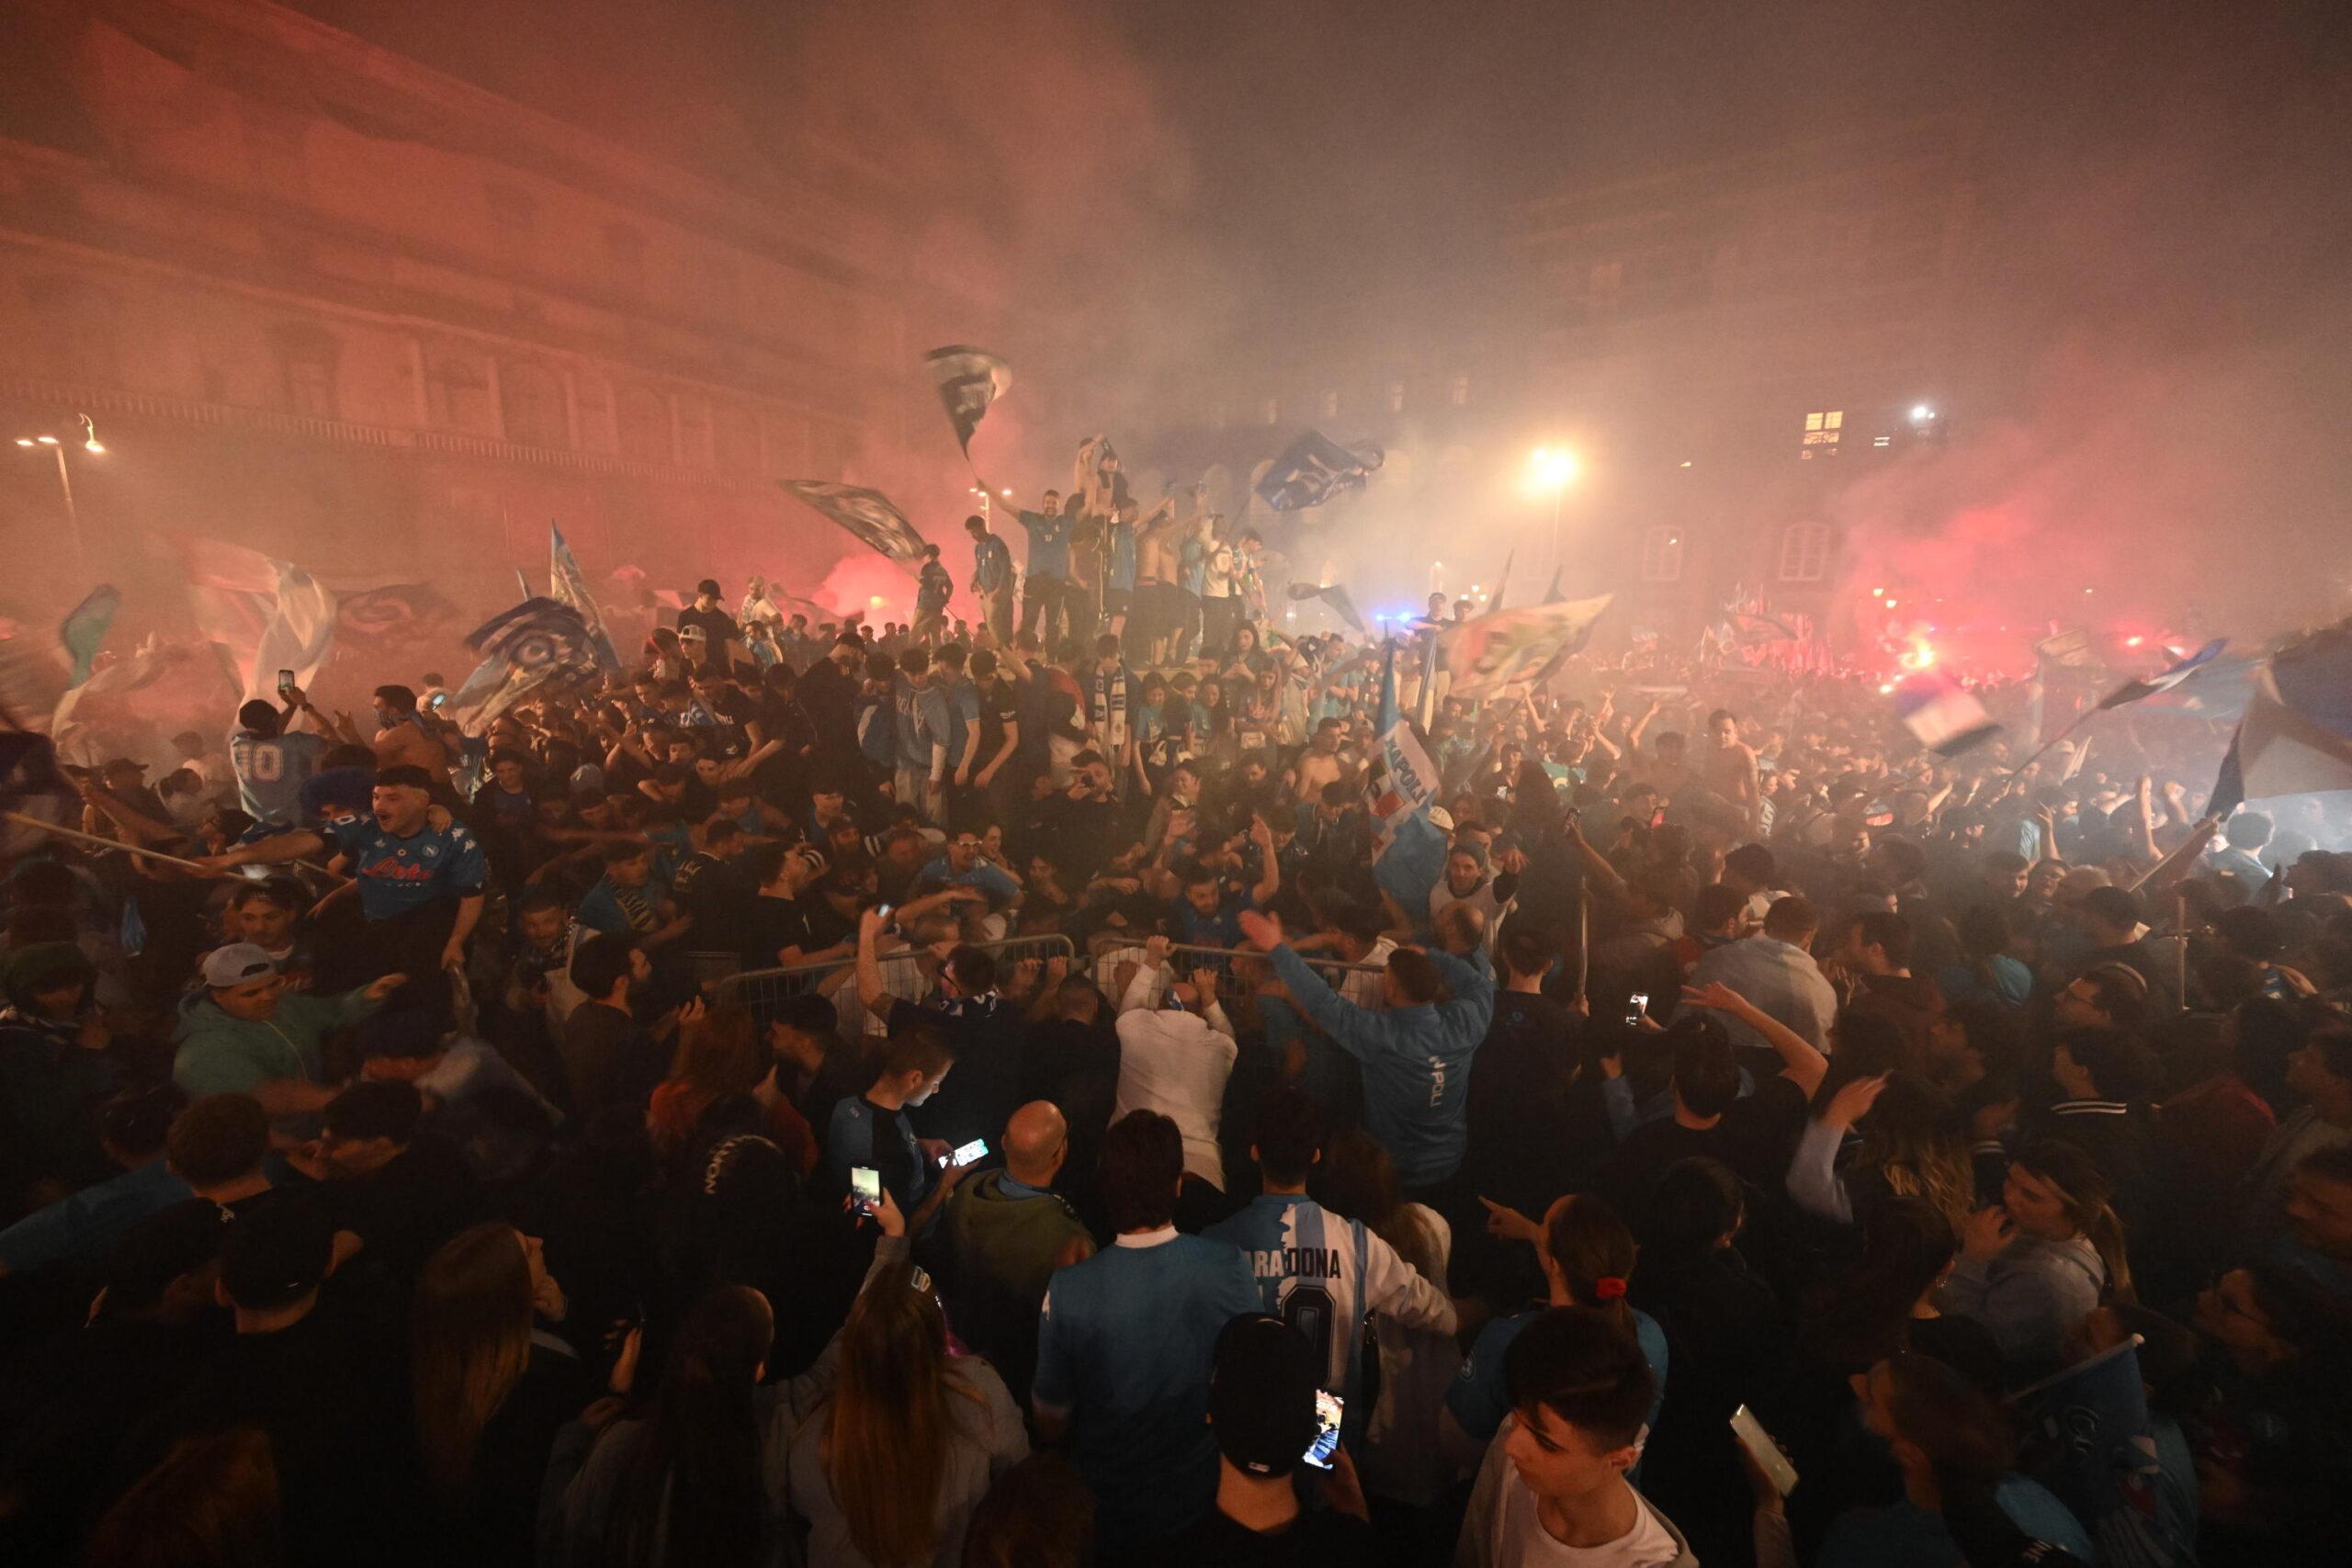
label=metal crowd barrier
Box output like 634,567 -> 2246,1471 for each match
1085,934 -> 1388,1011
716,932 -> 1077,1041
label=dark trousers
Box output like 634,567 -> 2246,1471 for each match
1019,575 -> 1069,644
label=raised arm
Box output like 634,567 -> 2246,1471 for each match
1682,980 -> 1828,1099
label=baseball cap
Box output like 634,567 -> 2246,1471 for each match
1428,807 -> 1455,832
696,578 -> 722,597
220,1191 -> 332,1309
1206,1314 -> 1320,1477
678,624 -> 709,642
101,757 -> 146,777
201,943 -> 280,989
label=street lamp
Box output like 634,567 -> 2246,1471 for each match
1527,446 -> 1579,581
13,412 -> 102,572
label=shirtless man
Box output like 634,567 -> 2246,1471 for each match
1625,698 -> 1694,806
1700,707 -> 1762,833
1291,717 -> 1346,805
370,684 -> 449,776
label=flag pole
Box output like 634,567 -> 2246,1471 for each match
5,811 -> 232,877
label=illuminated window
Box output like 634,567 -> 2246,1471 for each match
1640,527 -> 1683,582
1779,522 -> 1832,582
1450,373 -> 1470,407
1387,379 -> 1406,412
1321,389 -> 1340,418
1800,409 -> 1843,459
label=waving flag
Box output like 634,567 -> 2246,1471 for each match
1285,580 -> 1367,635
180,539 -> 334,701
59,586 -> 119,687
443,598 -> 598,737
780,480 -> 930,566
335,582 -> 458,647
1255,430 -> 1384,512
2209,620 -> 2352,818
2097,638 -> 2227,710
1727,610 -> 1800,649
548,526 -> 624,673
922,345 -> 1011,459
1892,671 -> 2002,757
1440,594 -> 1613,700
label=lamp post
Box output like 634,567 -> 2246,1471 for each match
1527,446 -> 1579,581
14,413 -> 103,575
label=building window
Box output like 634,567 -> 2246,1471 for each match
284,355 -> 335,418
1799,409 -> 1842,459
1640,527 -> 1683,582
1261,397 -> 1280,425
1320,389 -> 1340,418
266,323 -> 340,419
614,383 -> 670,464
602,222 -> 648,297
1387,379 -> 1406,413
426,355 -> 493,433
1450,373 -> 1471,407
1779,522 -> 1832,583
499,361 -> 568,448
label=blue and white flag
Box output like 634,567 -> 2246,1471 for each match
1255,429 -> 1384,512
1285,580 -> 1366,635
922,344 -> 1011,459
2097,638 -> 2227,710
1365,641 -> 1448,914
444,598 -> 599,738
780,480 -> 930,566
1440,594 -> 1613,701
1891,671 -> 2002,756
549,526 -> 624,673
2210,620 -> 2352,818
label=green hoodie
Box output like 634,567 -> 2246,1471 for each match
172,987 -> 379,1097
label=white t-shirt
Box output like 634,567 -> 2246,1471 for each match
1112,991 -> 1238,1190
1479,1434 -> 1684,1567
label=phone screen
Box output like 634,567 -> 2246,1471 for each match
950,1137 -> 989,1168
276,669 -> 296,692
1730,1404 -> 1799,1496
1624,992 -> 1649,1028
1303,1390 -> 1343,1471
849,1166 -> 881,1214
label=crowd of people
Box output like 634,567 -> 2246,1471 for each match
5,494 -> 2352,1568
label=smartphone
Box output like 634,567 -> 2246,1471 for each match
874,903 -> 895,927
1731,1404 -> 1799,1496
948,1137 -> 989,1168
1303,1390 -> 1344,1471
1624,992 -> 1649,1028
276,668 -> 295,693
428,690 -> 447,709
849,1166 -> 881,1216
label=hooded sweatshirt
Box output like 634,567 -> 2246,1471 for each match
171,986 -> 379,1098
1937,1231 -> 2105,1376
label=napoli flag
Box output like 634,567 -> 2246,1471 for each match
1255,429 -> 1384,512
2209,619 -> 2352,818
922,345 -> 1011,458
780,480 -> 931,566
443,598 -> 599,737
1892,671 -> 2002,756
2097,638 -> 2227,710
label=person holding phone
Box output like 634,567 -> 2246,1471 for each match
1149,1314 -> 1373,1563
824,1023 -> 968,1239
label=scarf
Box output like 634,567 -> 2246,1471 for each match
1091,665 -> 1129,753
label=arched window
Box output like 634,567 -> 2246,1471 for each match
499,360 -> 568,448
1640,526 -> 1683,582
1778,522 -> 1832,582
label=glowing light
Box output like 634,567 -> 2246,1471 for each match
2083,587 -> 2095,595
1526,447 -> 1579,491
1910,405 -> 1935,422
12,438 -> 31,447
1000,490 -> 1011,498
1883,598 -> 1899,608
868,595 -> 885,607
1877,682 -> 1896,694
2124,635 -> 2144,648
35,434 -> 58,446
84,440 -> 103,453
1871,586 -> 1885,597
1897,636 -> 1937,671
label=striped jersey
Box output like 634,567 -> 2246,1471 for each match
1204,1193 -> 1453,1400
